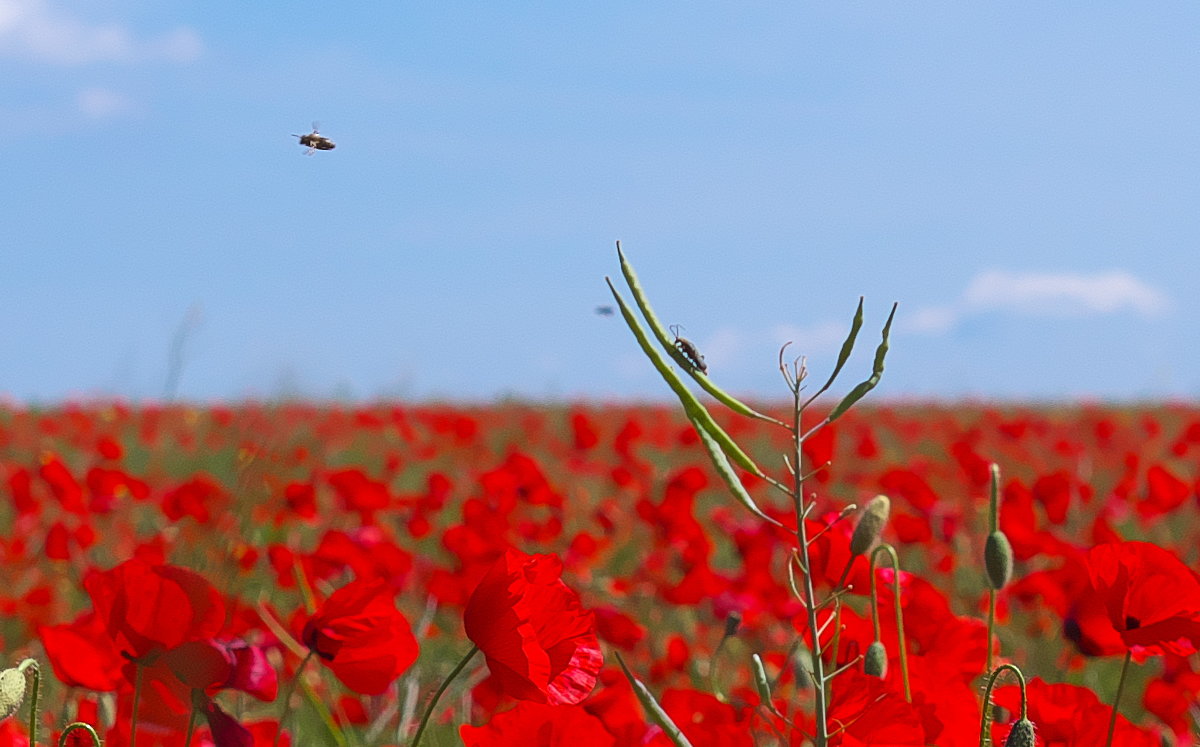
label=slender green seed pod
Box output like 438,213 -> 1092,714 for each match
863,640 -> 888,678
751,654 -> 772,706
0,668 -> 25,721
850,495 -> 891,556
1003,718 -> 1036,747
985,530 -> 1014,590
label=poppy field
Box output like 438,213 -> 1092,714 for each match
1,396 -> 1200,745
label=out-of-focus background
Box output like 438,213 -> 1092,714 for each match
4,2 -> 1198,402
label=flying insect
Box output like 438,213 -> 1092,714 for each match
293,123 -> 335,155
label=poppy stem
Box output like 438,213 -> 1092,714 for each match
185,703 -> 198,747
1103,651 -> 1132,747
411,645 -> 479,747
17,659 -> 40,747
273,651 -> 315,747
58,722 -> 102,747
977,663 -> 1026,747
130,662 -> 144,747
986,588 -> 997,674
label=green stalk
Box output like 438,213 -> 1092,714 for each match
978,663 -> 1026,747
869,545 -> 910,702
17,659 -> 40,747
412,646 -> 479,747
1104,652 -> 1133,747
792,392 -> 828,747
274,651 -> 315,747
57,722 -> 102,747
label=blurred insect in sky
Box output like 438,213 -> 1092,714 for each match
595,305 -> 614,316
669,324 -> 707,374
293,123 -> 335,155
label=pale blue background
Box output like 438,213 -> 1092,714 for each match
3,3 -> 1198,402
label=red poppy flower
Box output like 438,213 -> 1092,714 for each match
460,701 -> 616,747
85,559 -> 226,663
38,612 -> 125,691
464,549 -> 602,705
1064,541 -> 1200,658
300,578 -> 418,695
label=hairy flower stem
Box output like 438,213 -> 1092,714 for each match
58,722 -> 102,747
273,651 -> 315,747
978,663 -> 1026,747
1104,651 -> 1133,747
412,645 -> 479,747
17,659 -> 40,747
986,589 -> 997,674
792,393 -> 828,747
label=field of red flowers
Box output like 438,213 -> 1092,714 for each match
1,400 -> 1199,746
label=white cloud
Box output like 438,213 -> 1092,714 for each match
963,270 -> 1169,317
905,269 -> 1170,336
77,86 -> 130,118
0,0 -> 201,65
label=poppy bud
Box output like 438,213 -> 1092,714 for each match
1003,718 -> 1036,747
723,612 -> 742,639
985,530 -> 1014,590
0,668 -> 25,721
863,640 -> 888,678
850,495 -> 890,556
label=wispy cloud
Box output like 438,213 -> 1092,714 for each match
77,87 -> 130,119
905,269 -> 1170,335
0,0 -> 201,65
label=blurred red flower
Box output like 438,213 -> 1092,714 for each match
464,549 -> 602,705
460,701 -> 616,746
1064,541 -> 1200,658
300,578 -> 418,695
85,559 -> 226,663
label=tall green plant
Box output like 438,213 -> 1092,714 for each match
607,242 -> 896,746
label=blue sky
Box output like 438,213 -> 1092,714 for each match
3,2 -> 1199,403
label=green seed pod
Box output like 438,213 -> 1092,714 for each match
863,640 -> 888,678
792,649 -> 814,691
850,495 -> 891,556
1003,718 -> 1036,747
0,668 -> 25,721
985,530 -> 1014,590
751,654 -> 772,706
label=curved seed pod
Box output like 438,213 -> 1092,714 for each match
808,297 -> 865,404
607,277 -> 763,476
863,640 -> 888,678
828,302 -> 898,422
1003,718 -> 1036,747
616,244 -> 785,427
691,417 -> 783,528
615,652 -> 694,747
850,495 -> 891,557
0,668 -> 25,721
985,530 -> 1014,590
751,654 -> 773,708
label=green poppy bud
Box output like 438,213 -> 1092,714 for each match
0,668 -> 25,721
985,530 -> 1014,590
1003,718 -> 1036,747
863,640 -> 888,678
850,495 -> 890,556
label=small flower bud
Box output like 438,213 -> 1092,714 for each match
1003,718 -> 1036,747
723,612 -> 742,638
0,668 -> 26,721
863,640 -> 888,678
985,530 -> 1014,590
850,495 -> 890,556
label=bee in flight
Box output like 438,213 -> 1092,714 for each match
293,122 -> 335,155
669,324 -> 707,374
